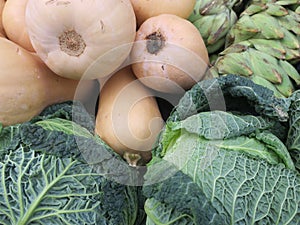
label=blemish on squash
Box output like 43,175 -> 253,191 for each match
56,1 -> 71,6
45,0 -> 56,5
100,20 -> 105,32
145,31 -> 165,55
16,47 -> 21,55
58,29 -> 86,57
45,0 -> 71,6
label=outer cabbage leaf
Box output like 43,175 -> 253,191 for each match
31,100 -> 95,133
143,169 -> 224,225
144,111 -> 299,225
0,101 -> 95,161
286,90 -> 300,171
167,74 -> 290,140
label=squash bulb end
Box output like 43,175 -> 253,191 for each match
59,29 -> 86,57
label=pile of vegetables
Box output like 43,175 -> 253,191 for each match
0,0 -> 300,224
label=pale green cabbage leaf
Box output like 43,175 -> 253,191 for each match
144,111 -> 300,225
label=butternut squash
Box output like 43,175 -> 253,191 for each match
95,66 -> 164,165
130,0 -> 196,27
25,0 -> 136,80
2,0 -> 34,51
130,14 -> 209,93
0,37 -> 98,126
0,0 -> 5,37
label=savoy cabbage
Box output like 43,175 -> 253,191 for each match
143,75 -> 300,225
0,101 -> 146,225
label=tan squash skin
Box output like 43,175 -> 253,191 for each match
130,0 -> 196,27
25,0 -> 136,80
95,67 -> 164,165
131,14 -> 209,93
2,0 -> 34,51
0,0 -> 5,37
0,37 -> 98,126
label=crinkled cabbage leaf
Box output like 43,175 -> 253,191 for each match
144,111 -> 300,225
286,90 -> 300,171
168,74 -> 290,140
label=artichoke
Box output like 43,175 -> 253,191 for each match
208,0 -> 300,98
188,0 -> 248,54
225,0 -> 300,64
209,42 -> 300,97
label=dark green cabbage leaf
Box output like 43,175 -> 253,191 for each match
143,168 -> 225,225
286,90 -> 300,171
168,74 -> 290,140
0,101 -> 145,225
